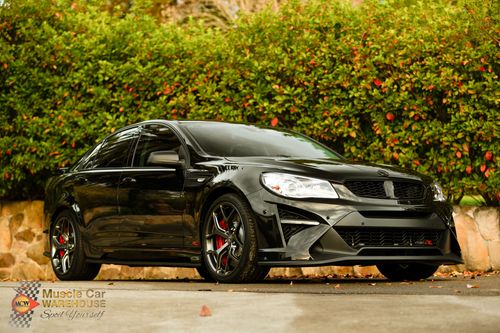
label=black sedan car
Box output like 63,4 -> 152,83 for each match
44,120 -> 462,283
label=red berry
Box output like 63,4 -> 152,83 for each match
392,152 -> 399,160
386,112 -> 395,121
480,164 -> 487,172
456,151 -> 462,158
271,117 -> 279,127
485,151 -> 493,161
373,78 -> 382,87
466,166 -> 472,175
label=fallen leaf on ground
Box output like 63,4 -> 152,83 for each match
334,284 -> 341,289
466,284 -> 479,289
200,305 -> 212,317
369,283 -> 376,286
429,285 -> 443,289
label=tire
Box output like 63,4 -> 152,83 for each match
201,193 -> 266,283
196,265 -> 215,282
50,210 -> 101,280
255,266 -> 271,282
376,263 -> 439,281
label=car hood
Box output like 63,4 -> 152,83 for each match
223,157 -> 432,184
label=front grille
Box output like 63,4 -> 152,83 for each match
344,181 -> 387,198
394,182 -> 425,199
344,180 -> 426,200
335,228 -> 443,249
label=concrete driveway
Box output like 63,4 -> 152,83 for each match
1,274 -> 500,333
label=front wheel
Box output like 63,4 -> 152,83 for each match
201,194 -> 266,283
50,210 -> 101,280
376,263 -> 439,281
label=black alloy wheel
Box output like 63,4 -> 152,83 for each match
201,194 -> 266,283
50,210 -> 101,280
376,263 -> 439,281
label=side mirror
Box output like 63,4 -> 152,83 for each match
147,150 -> 184,167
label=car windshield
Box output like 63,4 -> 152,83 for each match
180,122 -> 342,159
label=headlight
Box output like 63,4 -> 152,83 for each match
431,182 -> 446,202
261,172 -> 339,199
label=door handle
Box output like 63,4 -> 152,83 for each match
121,177 -> 137,184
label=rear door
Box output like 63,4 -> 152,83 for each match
117,123 -> 187,259
70,127 -> 138,252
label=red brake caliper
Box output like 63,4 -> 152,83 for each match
59,235 -> 65,257
215,219 -> 228,266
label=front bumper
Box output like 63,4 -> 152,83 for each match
247,189 -> 463,267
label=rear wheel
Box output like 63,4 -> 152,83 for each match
377,263 -> 439,281
201,194 -> 266,283
50,210 -> 101,280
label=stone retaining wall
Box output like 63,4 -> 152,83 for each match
0,201 -> 498,281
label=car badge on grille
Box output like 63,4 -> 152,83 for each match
377,169 -> 390,177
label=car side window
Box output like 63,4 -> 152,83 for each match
73,142 -> 103,171
86,128 -> 138,169
133,124 -> 184,167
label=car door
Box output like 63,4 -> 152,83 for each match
117,123 -> 186,259
70,127 -> 138,252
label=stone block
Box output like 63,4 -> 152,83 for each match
474,207 -> 500,241
353,265 -> 380,277
488,240 -> 500,271
97,265 -> 121,280
1,201 -> 28,218
455,213 -> 491,271
27,240 -> 49,265
9,213 -> 24,235
14,229 -> 35,243
0,253 -> 15,267
0,216 -> 12,252
10,260 -> 46,281
143,267 -> 198,280
119,266 -> 145,279
0,268 -> 10,280
25,200 -> 44,230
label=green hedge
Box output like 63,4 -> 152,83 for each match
0,0 -> 498,204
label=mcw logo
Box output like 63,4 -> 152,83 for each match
9,281 -> 41,328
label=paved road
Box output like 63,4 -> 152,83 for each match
1,274 -> 500,333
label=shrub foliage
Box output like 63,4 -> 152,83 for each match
0,0 -> 498,204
